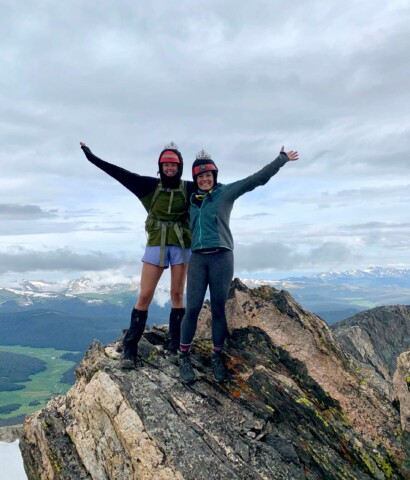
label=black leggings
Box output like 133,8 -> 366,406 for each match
180,250 -> 234,348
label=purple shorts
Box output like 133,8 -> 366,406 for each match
141,246 -> 191,268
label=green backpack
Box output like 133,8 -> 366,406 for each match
145,181 -> 189,267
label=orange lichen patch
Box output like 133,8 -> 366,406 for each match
339,438 -> 354,463
231,389 -> 241,399
233,375 -> 251,392
225,355 -> 246,370
225,358 -> 250,383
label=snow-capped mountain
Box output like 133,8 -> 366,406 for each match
64,277 -> 139,295
2,266 -> 410,298
0,276 -> 171,310
303,266 -> 410,283
243,266 -> 410,287
1,267 -> 410,324
20,280 -> 60,292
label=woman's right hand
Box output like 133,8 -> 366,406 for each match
80,141 -> 86,148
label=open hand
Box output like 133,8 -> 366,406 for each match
280,145 -> 299,161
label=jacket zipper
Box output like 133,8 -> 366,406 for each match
196,196 -> 210,250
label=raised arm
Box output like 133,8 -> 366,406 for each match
80,142 -> 158,199
224,146 -> 298,200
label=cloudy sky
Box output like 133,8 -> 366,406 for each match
1,0 -> 409,286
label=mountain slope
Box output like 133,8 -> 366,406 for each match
331,305 -> 410,398
20,280 -> 409,479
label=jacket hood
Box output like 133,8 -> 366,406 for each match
158,147 -> 183,188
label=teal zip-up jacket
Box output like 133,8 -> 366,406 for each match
189,153 -> 289,252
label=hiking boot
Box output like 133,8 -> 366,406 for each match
121,309 -> 147,366
211,351 -> 227,382
179,351 -> 195,384
167,307 -> 185,353
119,356 -> 137,369
119,343 -> 139,369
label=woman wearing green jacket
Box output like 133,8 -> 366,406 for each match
80,142 -> 196,368
179,146 -> 299,383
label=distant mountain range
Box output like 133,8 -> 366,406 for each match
1,277 -> 171,308
1,266 -> 409,340
0,278 -> 169,352
242,266 -> 410,323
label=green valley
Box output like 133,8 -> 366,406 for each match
0,346 -> 80,426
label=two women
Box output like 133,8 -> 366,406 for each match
80,142 -> 196,368
179,146 -> 299,383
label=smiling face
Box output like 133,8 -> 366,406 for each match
161,162 -> 179,177
196,171 -> 214,191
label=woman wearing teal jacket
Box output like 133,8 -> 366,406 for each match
179,146 -> 299,383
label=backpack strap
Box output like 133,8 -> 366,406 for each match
149,182 -> 163,212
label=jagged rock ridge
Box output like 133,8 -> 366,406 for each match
0,425 -> 22,443
20,280 -> 410,479
332,305 -> 410,398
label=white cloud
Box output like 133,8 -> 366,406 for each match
0,204 -> 57,220
235,241 -> 358,273
0,247 -> 134,274
1,0 -> 410,281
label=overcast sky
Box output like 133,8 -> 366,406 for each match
1,0 -> 409,286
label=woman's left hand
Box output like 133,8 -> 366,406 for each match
280,146 -> 299,161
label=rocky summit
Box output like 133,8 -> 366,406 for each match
19,280 -> 410,479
